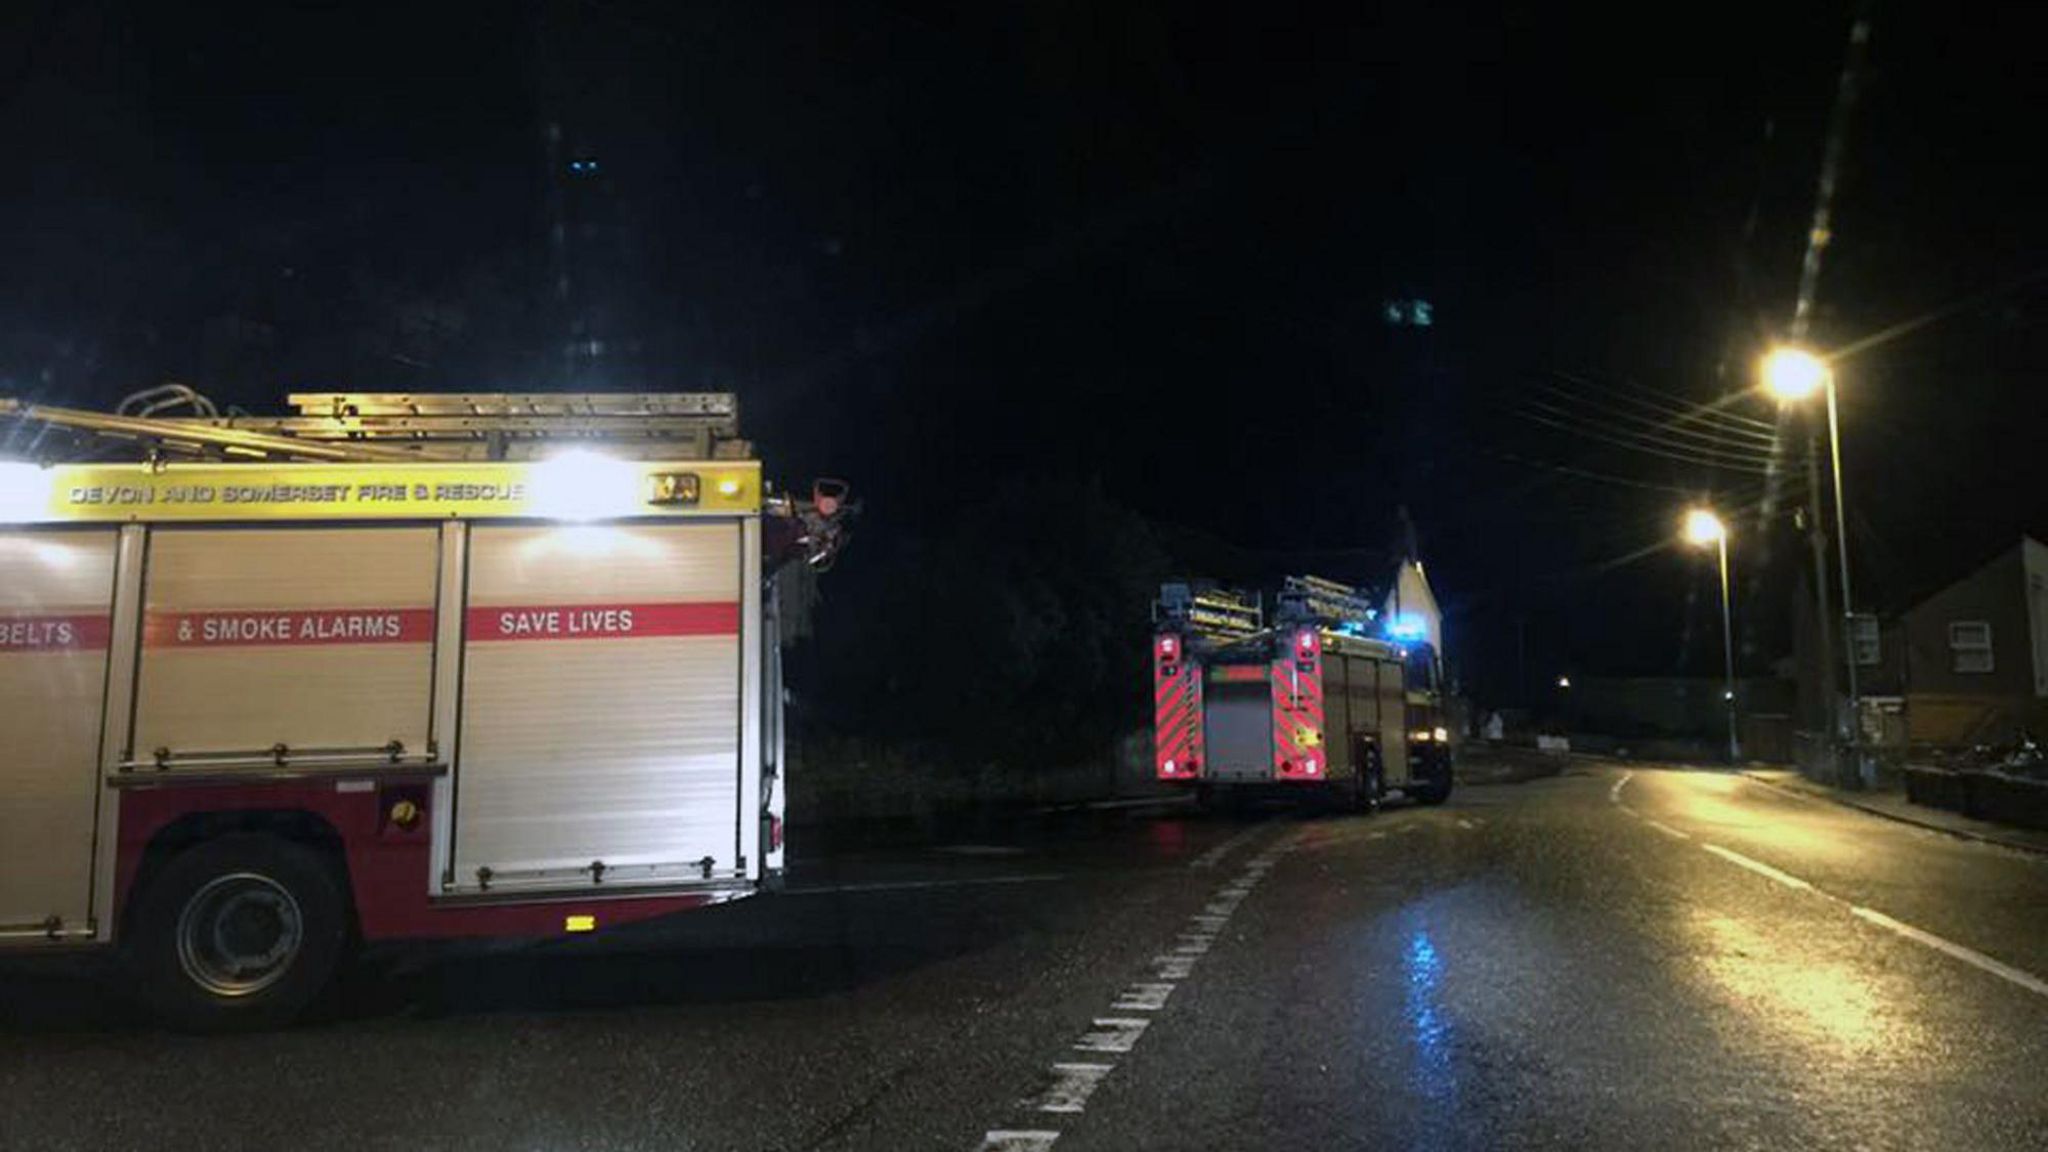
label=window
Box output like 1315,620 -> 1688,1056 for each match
1850,614 -> 1880,667
1949,621 -> 1994,673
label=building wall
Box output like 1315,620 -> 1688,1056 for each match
2024,538 -> 2048,698
1899,542 -> 2043,747
1902,545 -> 2035,699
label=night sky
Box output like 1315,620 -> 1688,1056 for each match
5,1 -> 2045,706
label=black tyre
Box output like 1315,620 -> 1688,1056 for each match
1410,778 -> 1453,805
1409,751 -> 1454,806
1353,744 -> 1385,815
125,834 -> 350,1032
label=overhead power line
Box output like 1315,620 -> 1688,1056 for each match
1527,381 -> 1779,455
1514,399 -> 1777,472
1545,371 -> 1778,437
1512,408 -> 1774,474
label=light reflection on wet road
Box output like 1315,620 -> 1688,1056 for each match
3,766 -> 2044,1151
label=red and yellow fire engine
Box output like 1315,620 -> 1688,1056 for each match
0,389 -> 847,1028
1153,571 -> 1451,809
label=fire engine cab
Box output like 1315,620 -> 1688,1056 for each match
1153,569 -> 1451,809
0,389 -> 848,1029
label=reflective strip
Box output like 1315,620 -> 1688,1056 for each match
143,608 -> 434,648
465,601 -> 740,641
0,612 -> 111,651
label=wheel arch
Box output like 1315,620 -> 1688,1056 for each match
120,809 -> 354,939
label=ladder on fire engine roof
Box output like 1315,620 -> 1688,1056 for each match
1154,583 -> 1263,642
0,386 -> 748,464
1275,575 -> 1378,631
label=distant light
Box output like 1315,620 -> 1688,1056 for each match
1556,675 -> 1572,689
1432,726 -> 1449,743
568,158 -> 600,176
1761,346 -> 1828,402
1382,298 -> 1435,328
1683,507 -> 1727,546
1723,690 -> 1735,702
564,914 -> 596,933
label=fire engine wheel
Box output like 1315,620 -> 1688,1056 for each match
1351,758 -> 1384,811
1410,762 -> 1454,806
128,835 -> 349,1032
1353,747 -> 1385,814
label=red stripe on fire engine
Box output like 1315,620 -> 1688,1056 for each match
466,601 -> 740,642
1156,676 -> 1190,715
0,612 -> 111,652
1159,696 -> 1196,732
144,608 -> 435,648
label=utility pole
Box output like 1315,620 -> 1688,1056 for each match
1804,435 -> 1838,776
1781,4 -> 1872,785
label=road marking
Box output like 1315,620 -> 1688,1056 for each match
1363,830 -> 1387,840
979,1131 -> 1060,1151
1191,823 -> 1269,869
1111,982 -> 1175,1011
786,874 -> 1066,896
1073,1018 -> 1150,1053
1609,771 -> 1634,803
1642,818 -> 1691,841
1850,907 -> 2048,999
1027,1064 -> 1114,1113
973,823 -> 1301,1148
1628,776 -> 2048,1007
1701,844 -> 1815,891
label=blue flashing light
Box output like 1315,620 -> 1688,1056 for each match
1386,613 -> 1428,642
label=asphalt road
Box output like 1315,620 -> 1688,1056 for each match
3,765 -> 2045,1151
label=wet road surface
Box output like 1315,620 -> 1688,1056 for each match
3,765 -> 2045,1150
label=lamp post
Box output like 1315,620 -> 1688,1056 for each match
1763,346 -> 1863,783
1685,508 -> 1740,764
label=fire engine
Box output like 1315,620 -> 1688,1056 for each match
1152,568 -> 1452,809
0,388 -> 849,1029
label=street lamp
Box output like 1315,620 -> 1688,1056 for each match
1760,347 -> 1828,403
1762,344 -> 1862,782
1684,507 -> 1740,764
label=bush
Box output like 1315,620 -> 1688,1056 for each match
794,474 -> 1168,774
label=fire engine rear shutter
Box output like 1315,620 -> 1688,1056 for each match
132,527 -> 438,762
451,522 -> 742,892
0,529 -> 117,933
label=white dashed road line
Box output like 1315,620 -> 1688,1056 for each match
1850,906 -> 2048,998
975,825 -> 1313,1148
978,1131 -> 1060,1152
1190,822 -> 1271,869
1613,770 -> 2048,1002
1609,770 -> 1634,804
1027,1064 -> 1115,1114
1111,983 -> 1175,1011
1641,817 -> 1691,841
1072,1018 -> 1150,1054
1700,843 -> 1816,892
